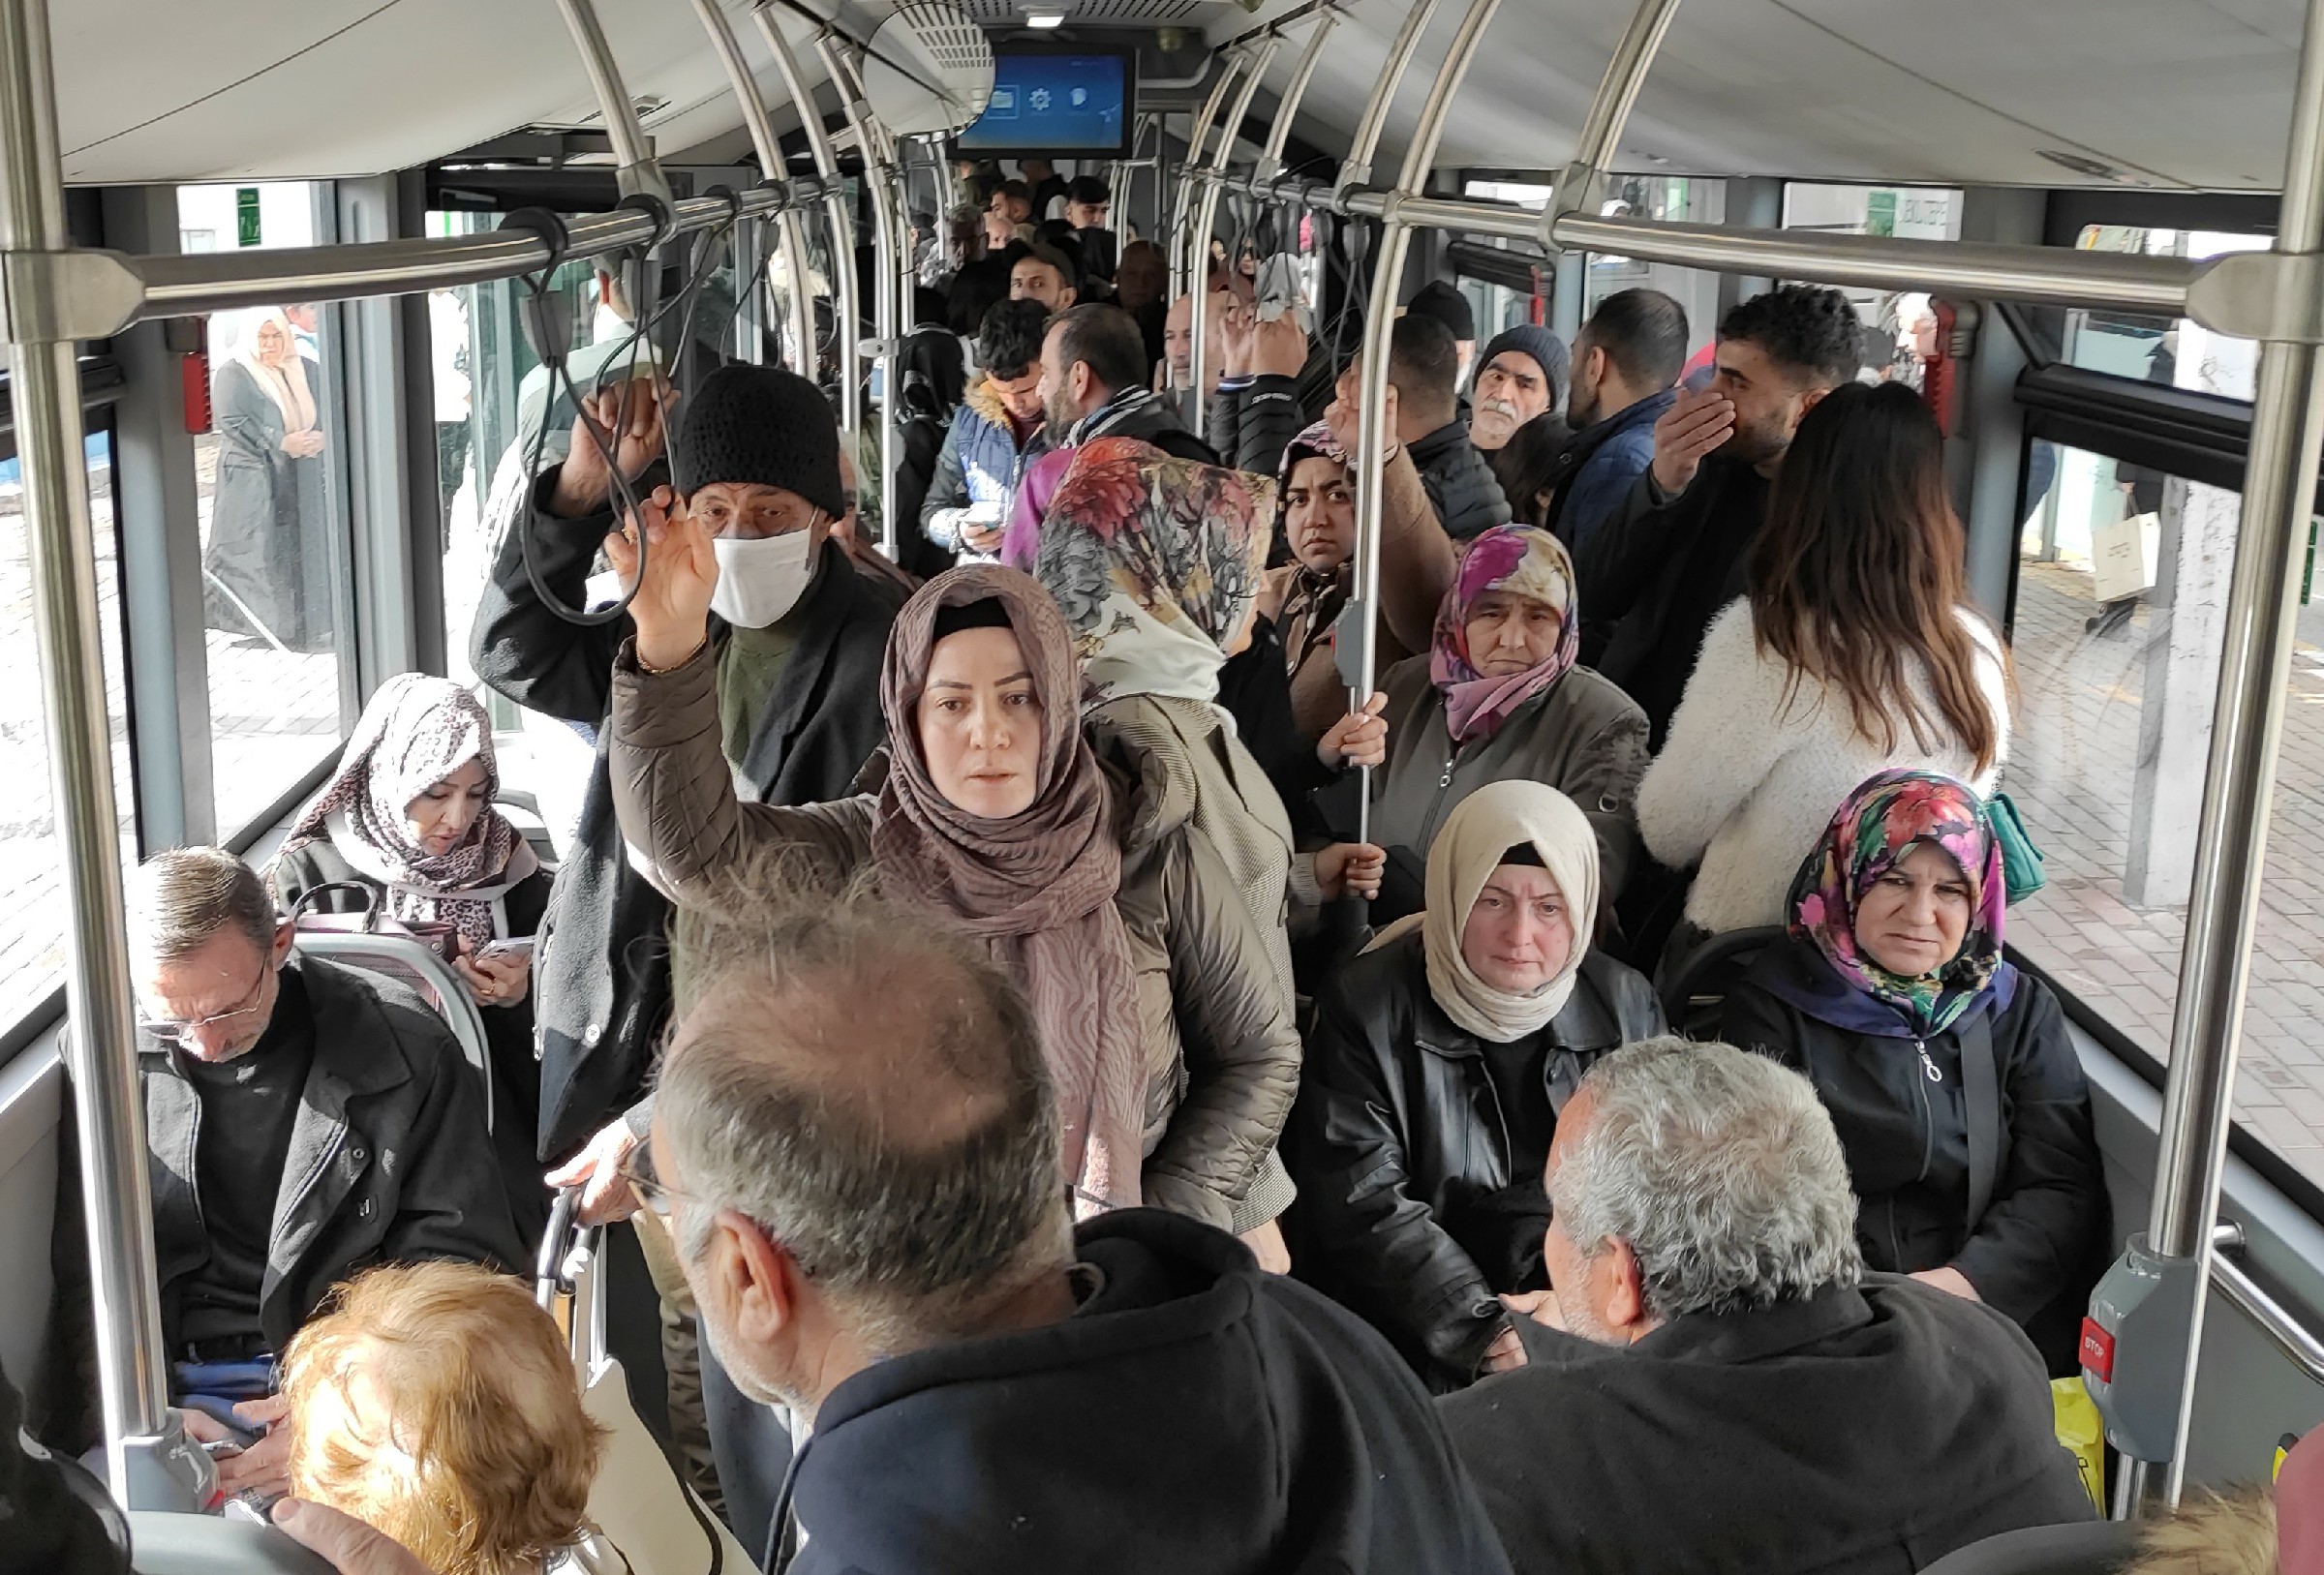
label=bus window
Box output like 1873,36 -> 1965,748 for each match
1783,182 -> 1965,387
0,424 -> 134,1040
2005,440 -> 2324,1182
178,181 -> 355,834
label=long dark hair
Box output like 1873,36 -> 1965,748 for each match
1748,380 -> 2004,773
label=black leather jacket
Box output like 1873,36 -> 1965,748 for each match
1409,418 -> 1512,542
1286,932 -> 1665,1389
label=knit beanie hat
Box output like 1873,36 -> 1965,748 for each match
1480,324 -> 1572,408
671,363 -> 846,518
1406,280 -> 1476,342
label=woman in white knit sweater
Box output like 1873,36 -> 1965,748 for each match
1636,380 -> 2011,945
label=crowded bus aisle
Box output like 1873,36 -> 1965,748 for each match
7,0 -> 2324,1560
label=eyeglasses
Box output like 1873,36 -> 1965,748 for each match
615,1151 -> 689,1221
138,955 -> 272,1047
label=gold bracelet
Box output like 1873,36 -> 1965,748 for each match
637,637 -> 707,677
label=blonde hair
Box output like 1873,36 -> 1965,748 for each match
2125,1485 -> 2278,1575
282,1261 -> 608,1575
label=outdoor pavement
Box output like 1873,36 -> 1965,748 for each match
2005,558 -> 2324,1186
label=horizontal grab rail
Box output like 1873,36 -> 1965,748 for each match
128,185 -> 810,325
1184,167 -> 2198,319
2212,1247 -> 2324,1387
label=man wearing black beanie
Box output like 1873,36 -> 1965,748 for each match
470,363 -> 893,1527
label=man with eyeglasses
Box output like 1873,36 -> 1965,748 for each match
131,847 -> 521,1502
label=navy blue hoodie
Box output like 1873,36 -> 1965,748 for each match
780,1208 -> 1513,1575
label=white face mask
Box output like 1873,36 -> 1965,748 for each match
709,526 -> 818,628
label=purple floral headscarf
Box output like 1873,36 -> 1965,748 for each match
1429,525 -> 1580,744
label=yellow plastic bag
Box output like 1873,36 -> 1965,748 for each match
2054,1376 -> 2106,1514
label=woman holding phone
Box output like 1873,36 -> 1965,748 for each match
270,673 -> 552,1235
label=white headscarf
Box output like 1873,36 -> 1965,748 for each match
1372,779 -> 1601,1043
224,307 -> 317,434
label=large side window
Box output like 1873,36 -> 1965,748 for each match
0,419 -> 135,1045
178,181 -> 356,837
2004,441 -> 2324,1183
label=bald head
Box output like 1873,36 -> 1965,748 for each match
657,859 -> 1070,1350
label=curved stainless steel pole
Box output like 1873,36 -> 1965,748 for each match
1172,49 -> 1249,303
0,0 -> 178,1500
1188,32 -> 1281,437
814,30 -> 901,558
2128,0 -> 2324,1511
1334,0 -> 1444,196
1545,0 -> 1683,249
1348,0 -> 1504,845
1258,9 -> 1340,176
684,0 -> 815,374
755,3 -> 861,439
549,0 -> 675,207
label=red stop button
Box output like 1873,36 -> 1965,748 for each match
2080,1317 -> 2117,1381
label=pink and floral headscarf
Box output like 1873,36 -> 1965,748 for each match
1429,525 -> 1580,744
1788,769 -> 2006,1035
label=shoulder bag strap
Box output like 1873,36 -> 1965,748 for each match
1960,1010 -> 2002,1232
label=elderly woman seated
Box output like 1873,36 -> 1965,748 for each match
1721,770 -> 2107,1375
281,1260 -> 605,1575
1285,780 -> 1665,1393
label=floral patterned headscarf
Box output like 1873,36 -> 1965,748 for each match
1032,436 -> 1276,710
1788,769 -> 2007,1035
1430,525 -> 1580,744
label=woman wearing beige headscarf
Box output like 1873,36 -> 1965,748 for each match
205,307 -> 331,650
1286,779 -> 1665,1393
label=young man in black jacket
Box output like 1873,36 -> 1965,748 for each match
649,876 -> 1512,1575
1577,284 -> 1860,746
1440,1038 -> 2093,1575
1379,314 -> 1512,542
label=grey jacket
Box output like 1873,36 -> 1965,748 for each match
605,641 -> 1302,1230
1362,654 -> 1651,899
142,955 -> 524,1354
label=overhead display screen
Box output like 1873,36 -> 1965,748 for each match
958,47 -> 1134,156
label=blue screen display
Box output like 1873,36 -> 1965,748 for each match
959,51 -> 1129,153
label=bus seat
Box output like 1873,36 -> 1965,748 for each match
1916,1519 -> 2141,1575
1658,924 -> 1787,1040
125,1511 -> 332,1574
493,794 -> 561,874
290,934 -> 493,1134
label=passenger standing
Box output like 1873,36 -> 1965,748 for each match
1008,241 -> 1080,313
1065,173 -> 1116,281
1580,283 -> 1861,744
1544,287 -> 1688,555
1159,288 -> 1233,403
1289,782 -> 1663,1391
1318,525 -> 1651,918
604,560 -> 1299,1238
1469,324 -> 1572,459
1113,239 -> 1169,378
269,674 -> 553,1240
1259,422 -> 1417,744
921,299 -> 1052,566
470,367 -> 891,1512
206,308 -> 329,651
1405,279 -> 1480,390
633,874 -> 1513,1575
1208,300 -> 1319,477
1635,381 -> 2010,947
1366,315 -> 1512,542
1437,1038 -> 2095,1575
1723,771 -> 2106,1374
1485,411 -> 1574,530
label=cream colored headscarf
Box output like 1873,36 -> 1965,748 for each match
1372,779 -> 1601,1044
229,308 -> 318,434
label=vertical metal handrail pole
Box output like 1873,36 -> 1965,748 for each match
1171,49 -> 1248,305
685,0 -> 813,374
1349,0 -> 1503,847
1187,32 -> 1282,438
1332,0 -> 1444,198
755,3 -> 861,440
1543,0 -> 1683,256
0,0 -> 180,1501
549,0 -> 675,208
813,30 -> 901,558
2125,0 -> 2324,1511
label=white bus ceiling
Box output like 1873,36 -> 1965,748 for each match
47,0 -> 2313,191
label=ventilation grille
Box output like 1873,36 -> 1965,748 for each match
893,2 -> 995,72
948,0 -> 1210,21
